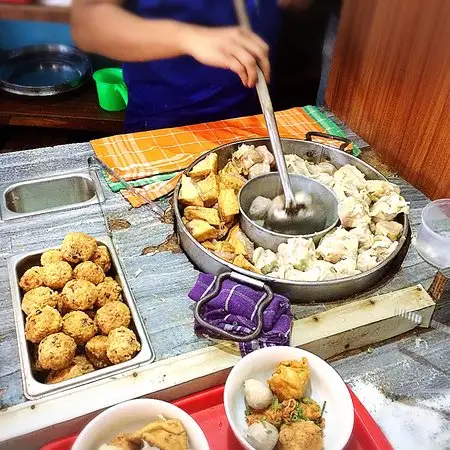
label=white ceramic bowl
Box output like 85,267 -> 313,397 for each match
72,398 -> 210,450
224,346 -> 354,450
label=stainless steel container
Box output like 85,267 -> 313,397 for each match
174,138 -> 410,303
239,173 -> 339,251
9,236 -> 155,400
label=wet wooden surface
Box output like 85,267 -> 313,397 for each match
0,116 -> 448,448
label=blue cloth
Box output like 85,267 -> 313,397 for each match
123,0 -> 280,132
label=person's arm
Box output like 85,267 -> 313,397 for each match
71,0 -> 269,87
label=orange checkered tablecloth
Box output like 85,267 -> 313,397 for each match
90,107 -> 352,207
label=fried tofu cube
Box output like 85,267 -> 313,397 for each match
227,224 -> 254,259
189,153 -> 218,178
232,254 -> 262,274
222,161 -> 242,175
179,175 -> 203,207
186,219 -> 218,242
184,206 -> 221,226
218,188 -> 240,222
197,173 -> 219,206
216,221 -> 234,239
202,240 -> 236,253
218,171 -> 247,192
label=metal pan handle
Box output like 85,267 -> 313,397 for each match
305,131 -> 352,152
193,272 -> 274,342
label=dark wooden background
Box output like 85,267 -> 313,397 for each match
326,0 -> 450,200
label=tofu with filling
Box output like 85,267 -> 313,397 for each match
233,254 -> 262,274
196,173 -> 219,206
218,188 -> 240,222
186,219 -> 218,242
227,224 -> 254,259
184,206 -> 221,226
189,153 -> 218,178
179,175 -> 203,207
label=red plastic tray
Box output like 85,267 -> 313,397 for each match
41,385 -> 393,450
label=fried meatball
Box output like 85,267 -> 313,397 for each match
25,306 -> 62,344
40,249 -> 63,266
22,286 -> 59,316
73,261 -> 105,285
61,232 -> 97,263
268,359 -> 311,401
42,261 -> 73,290
96,301 -> 131,335
62,279 -> 97,311
38,332 -> 76,371
62,311 -> 97,345
32,345 -> 46,372
278,421 -> 323,450
46,355 -> 95,384
106,327 -> 140,364
85,335 -> 110,368
90,245 -> 111,273
96,277 -> 123,308
19,266 -> 44,292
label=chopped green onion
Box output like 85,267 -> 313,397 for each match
320,400 -> 327,416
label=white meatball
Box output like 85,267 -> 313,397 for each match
249,196 -> 273,220
244,379 -> 273,411
246,422 -> 279,450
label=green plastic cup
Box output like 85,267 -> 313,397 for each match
93,68 -> 128,112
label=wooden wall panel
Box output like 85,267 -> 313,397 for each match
326,0 -> 450,199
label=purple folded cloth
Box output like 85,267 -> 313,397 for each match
189,272 -> 293,356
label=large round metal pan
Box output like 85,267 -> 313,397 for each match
174,138 -> 410,302
0,45 -> 92,96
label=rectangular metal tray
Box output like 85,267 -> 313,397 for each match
8,236 -> 155,400
0,170 -> 104,221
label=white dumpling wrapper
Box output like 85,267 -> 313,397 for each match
375,220 -> 404,241
248,162 -> 271,179
348,225 -> 374,250
366,180 -> 400,202
277,237 -> 316,271
253,248 -> 278,274
357,249 -> 379,271
338,197 -> 371,228
370,192 -> 410,222
334,164 -> 367,190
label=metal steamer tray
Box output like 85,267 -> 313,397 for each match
174,138 -> 410,303
9,236 -> 155,400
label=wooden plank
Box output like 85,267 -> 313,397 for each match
0,3 -> 70,23
326,0 -> 450,200
291,285 -> 436,359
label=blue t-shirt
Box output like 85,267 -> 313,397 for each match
123,0 -> 280,132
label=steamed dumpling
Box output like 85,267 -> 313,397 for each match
255,145 -> 275,166
370,193 -> 409,222
277,238 -> 316,271
316,232 -> 358,263
357,249 -> 379,271
348,224 -> 374,250
371,235 -> 399,260
366,180 -> 400,202
334,164 -> 367,190
333,258 -> 361,276
248,162 -> 271,179
375,220 -> 404,241
253,248 -> 278,274
311,172 -> 335,189
285,154 -> 312,176
338,197 -> 371,228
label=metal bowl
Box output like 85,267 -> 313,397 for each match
239,173 -> 339,251
0,45 -> 92,96
174,138 -> 410,302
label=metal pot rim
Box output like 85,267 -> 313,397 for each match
174,137 -> 408,287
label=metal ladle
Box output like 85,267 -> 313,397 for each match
233,0 -> 324,235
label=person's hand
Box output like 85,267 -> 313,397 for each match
180,25 -> 269,88
278,0 -> 313,10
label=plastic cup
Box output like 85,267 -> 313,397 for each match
415,198 -> 450,268
93,68 -> 128,112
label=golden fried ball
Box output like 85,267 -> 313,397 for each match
278,421 -> 323,450
73,261 -> 105,285
46,355 -> 95,384
22,286 -> 59,316
106,327 -> 140,364
96,301 -> 131,335
85,335 -> 110,368
32,345 -> 46,372
61,232 -> 97,263
96,277 -> 123,308
19,266 -> 44,292
40,249 -> 63,266
25,306 -> 62,344
62,311 -> 97,345
42,261 -> 73,290
90,245 -> 111,273
38,333 -> 76,371
62,279 -> 97,311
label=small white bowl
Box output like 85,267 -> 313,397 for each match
72,398 -> 210,450
224,346 -> 354,450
